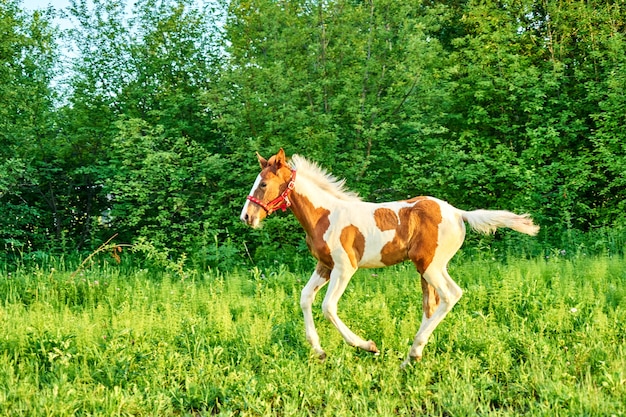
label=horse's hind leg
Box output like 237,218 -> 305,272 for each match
401,265 -> 462,368
421,276 -> 440,320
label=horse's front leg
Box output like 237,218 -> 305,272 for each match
300,264 -> 330,359
321,263 -> 379,354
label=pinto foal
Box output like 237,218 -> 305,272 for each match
240,149 -> 539,367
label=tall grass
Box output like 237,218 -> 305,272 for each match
0,255 -> 624,416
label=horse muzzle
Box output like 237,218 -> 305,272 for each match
240,206 -> 263,228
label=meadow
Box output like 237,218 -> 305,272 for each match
0,254 -> 624,416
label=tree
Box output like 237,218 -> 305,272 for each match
3,0 -> 626,266
64,0 -> 232,263
405,0 -> 626,232
217,0 -> 449,194
0,0 -> 60,256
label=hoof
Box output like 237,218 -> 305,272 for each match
400,354 -> 421,369
366,340 -> 380,354
312,345 -> 326,361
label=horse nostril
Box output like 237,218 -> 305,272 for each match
243,213 -> 250,223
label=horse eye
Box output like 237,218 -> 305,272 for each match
260,182 -> 267,189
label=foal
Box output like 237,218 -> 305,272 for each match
240,149 -> 539,367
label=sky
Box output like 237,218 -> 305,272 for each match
21,0 -> 71,11
21,0 -> 73,32
20,0 -> 138,30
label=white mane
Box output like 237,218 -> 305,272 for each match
290,155 -> 362,202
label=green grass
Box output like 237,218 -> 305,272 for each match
0,256 -> 625,416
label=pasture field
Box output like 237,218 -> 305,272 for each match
0,255 -> 625,416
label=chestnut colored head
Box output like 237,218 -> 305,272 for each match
240,148 -> 295,228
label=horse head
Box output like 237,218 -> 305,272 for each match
240,148 -> 296,228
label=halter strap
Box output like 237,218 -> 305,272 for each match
247,169 -> 297,215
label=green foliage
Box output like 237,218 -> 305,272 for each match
0,256 -> 624,415
106,119 -> 219,249
0,1 -> 60,253
2,0 -> 626,267
218,0 -> 450,187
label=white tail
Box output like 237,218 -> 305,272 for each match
461,210 -> 539,236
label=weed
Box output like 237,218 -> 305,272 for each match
0,256 -> 624,415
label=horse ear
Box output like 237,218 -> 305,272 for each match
256,152 -> 268,168
275,148 -> 286,166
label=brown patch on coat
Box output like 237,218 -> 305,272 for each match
408,199 -> 443,273
404,196 -> 428,204
340,225 -> 366,269
374,208 -> 399,231
421,277 -> 441,319
313,263 -> 331,291
289,192 -> 334,269
379,198 -> 443,273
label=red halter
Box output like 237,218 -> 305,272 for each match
247,169 -> 297,215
